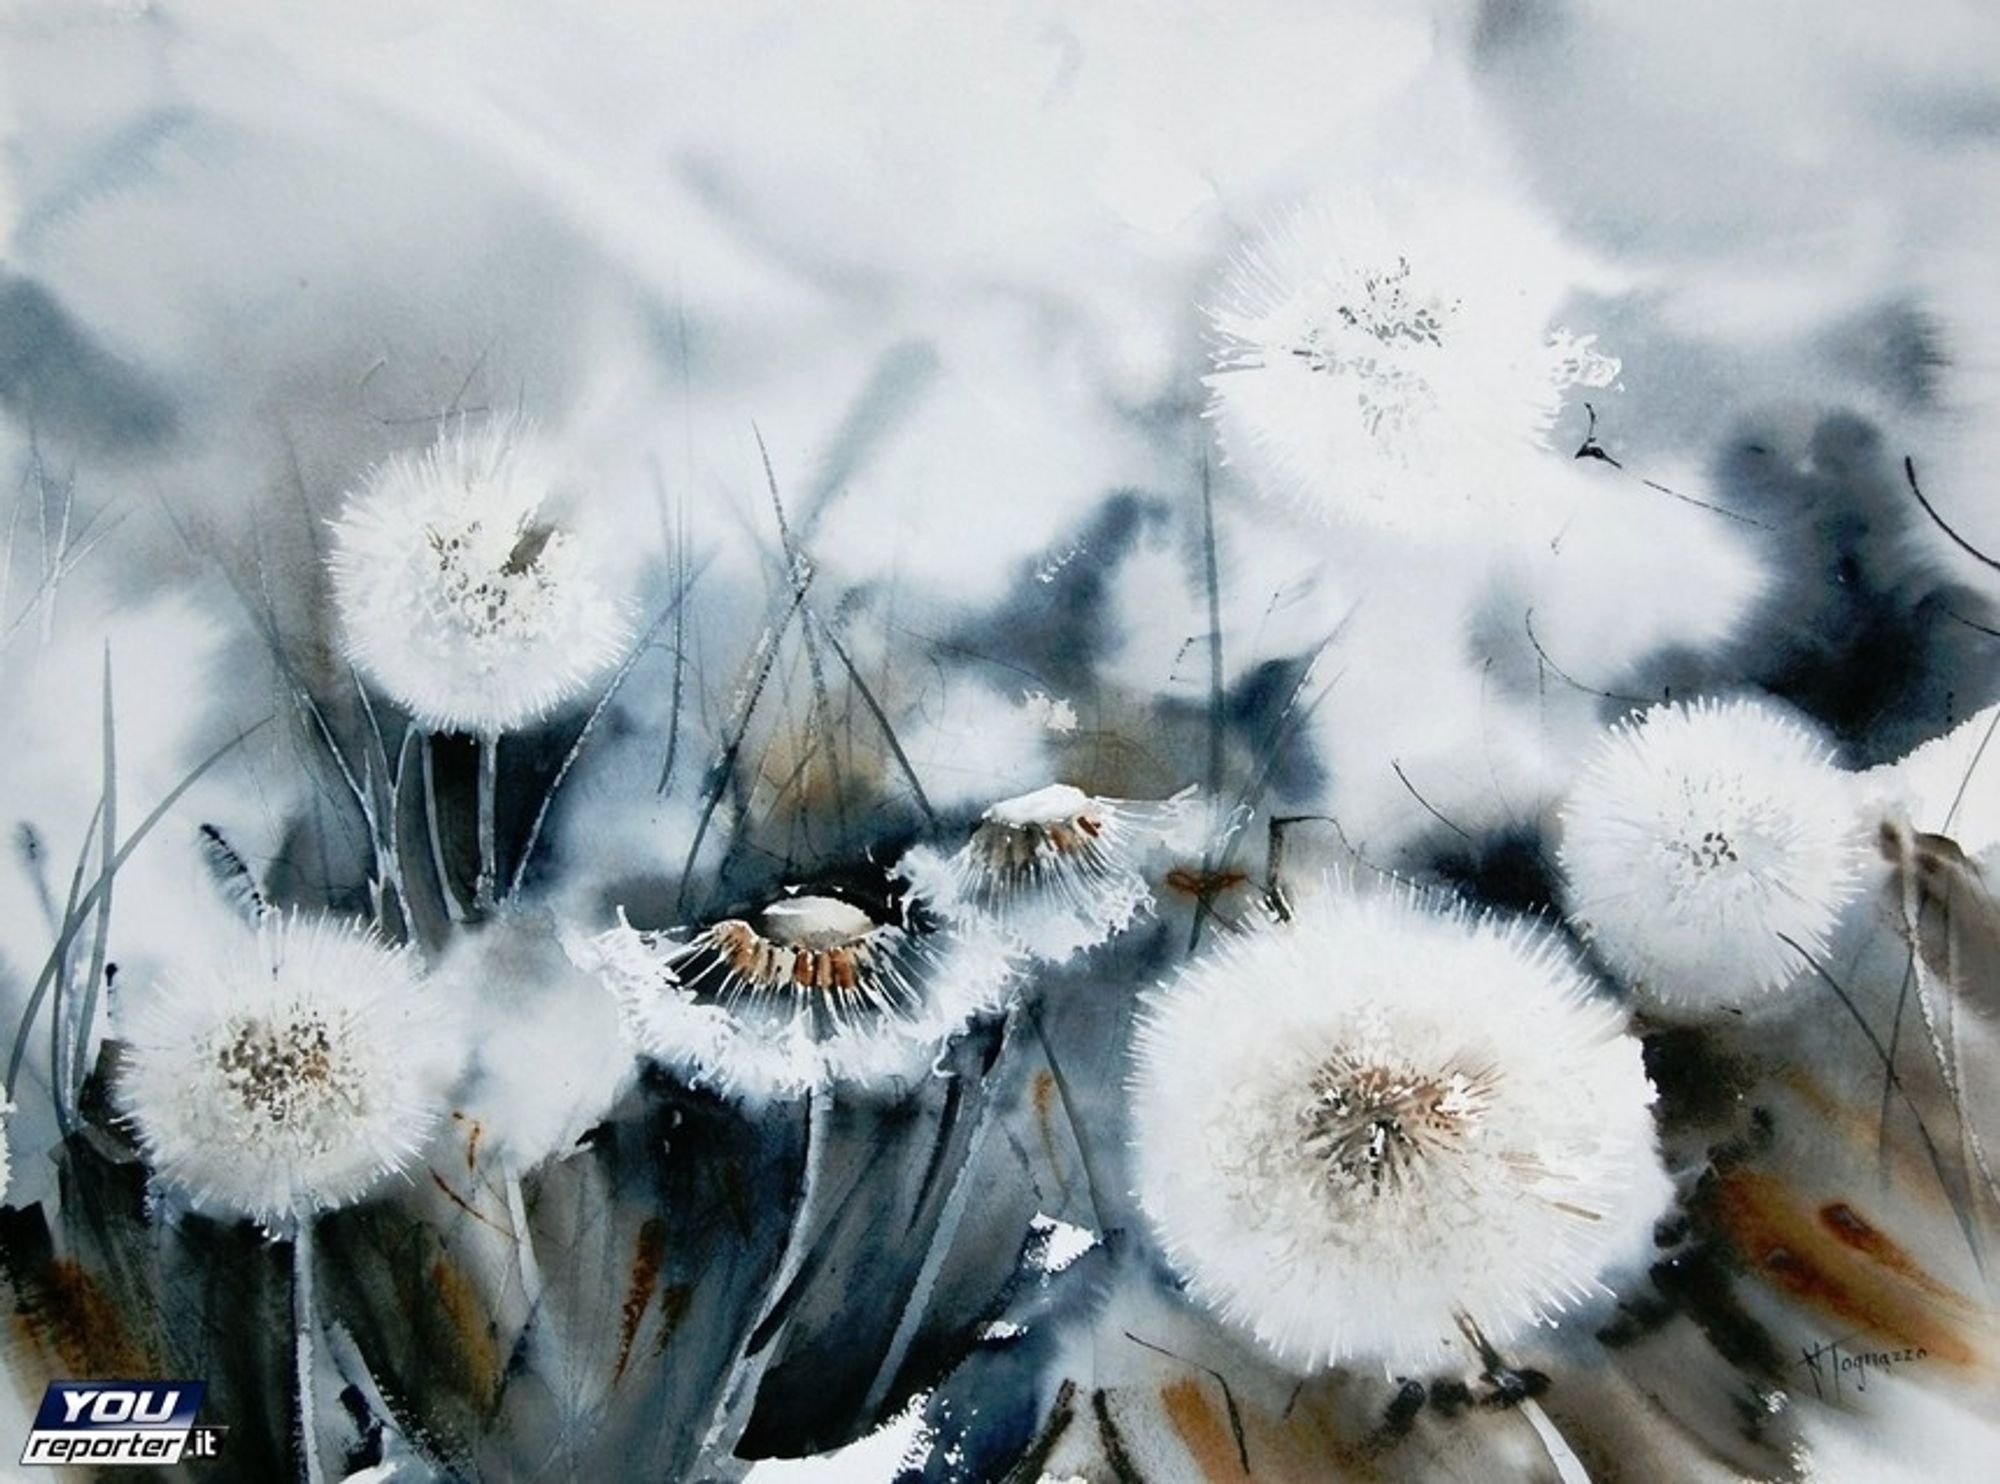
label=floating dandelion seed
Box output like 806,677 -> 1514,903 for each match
1130,883 -> 1668,1374
328,419 -> 630,736
572,887 -> 1015,1103
1558,697 -> 1867,1014
901,784 -> 1198,964
117,913 -> 463,1228
1203,192 -> 1619,530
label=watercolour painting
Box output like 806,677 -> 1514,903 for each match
1,3 -> 1999,1481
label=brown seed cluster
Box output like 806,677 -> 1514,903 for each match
970,807 -> 1104,878
706,918 -> 879,995
214,1011 -> 354,1128
1299,1051 -> 1495,1196
424,517 -> 562,643
1676,827 -> 1741,872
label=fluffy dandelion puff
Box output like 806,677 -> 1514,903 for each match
329,419 -> 629,735
117,913 -> 464,1228
1130,883 -> 1669,1374
571,887 -> 1015,1104
901,784 -> 1199,964
1558,697 -> 1867,1014
436,913 -> 635,1174
1203,191 -> 1619,530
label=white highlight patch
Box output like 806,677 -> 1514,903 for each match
742,1390 -> 935,1483
1026,1213 -> 1098,1276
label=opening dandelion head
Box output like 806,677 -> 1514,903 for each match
965,784 -> 1110,894
904,782 -> 1195,964
581,878 -> 1017,1103
697,895 -> 913,1010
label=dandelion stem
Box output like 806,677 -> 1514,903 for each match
1390,759 -> 1472,843
475,731 -> 500,913
512,571 -> 713,900
863,1013 -> 1017,1420
655,498 -> 693,796
1023,1007 -> 1109,1234
73,649 -> 117,1108
808,609 -> 938,830
1893,860 -> 2000,1221
1781,933 -> 1988,1273
1456,1309 -> 1586,1478
354,687 -> 416,940
680,581 -> 811,914
45,799 -> 102,1136
698,1087 -> 830,1466
293,1220 -> 326,1484
422,736 -> 467,924
1520,1398 -> 1592,1484
1188,454 -> 1227,956
1574,404 -> 1765,529
505,1169 -> 545,1317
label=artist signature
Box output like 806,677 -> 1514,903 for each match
1795,1338 -> 1928,1400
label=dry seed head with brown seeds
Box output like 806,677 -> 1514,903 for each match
903,783 -> 1198,964
706,897 -> 888,997
576,889 -> 1015,1103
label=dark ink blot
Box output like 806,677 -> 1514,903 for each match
954,491 -> 1173,694
1683,411 -> 2000,761
1224,653 -> 1331,801
1427,1378 -> 1475,1417
1379,1379 -> 1427,1439
1646,1244 -> 1787,1382
1640,1027 -> 1757,1131
0,272 -> 177,453
1424,823 -> 1559,916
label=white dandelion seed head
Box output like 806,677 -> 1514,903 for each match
328,418 -> 630,735
116,912 -> 465,1229
573,889 -> 1015,1105
900,783 -> 1198,965
1203,191 -> 1620,532
1130,883 -> 1669,1375
1558,697 -> 1868,1015
435,913 -> 636,1174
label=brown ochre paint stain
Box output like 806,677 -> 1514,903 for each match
428,1255 -> 503,1404
615,1217 -> 669,1385
1709,1170 -> 1979,1369
11,1259 -> 154,1377
1159,1376 -> 1251,1482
